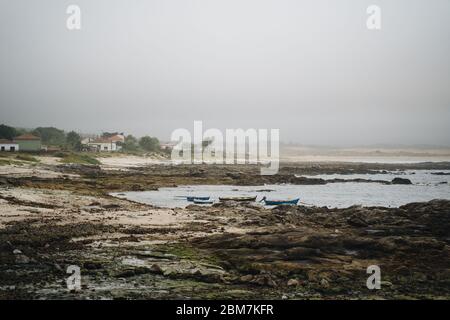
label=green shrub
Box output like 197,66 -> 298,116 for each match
54,151 -> 69,158
60,153 -> 100,165
15,154 -> 39,162
0,159 -> 11,166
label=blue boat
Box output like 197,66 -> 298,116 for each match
186,196 -> 210,202
260,197 -> 299,206
193,199 -> 214,204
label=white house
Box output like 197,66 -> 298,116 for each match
0,139 -> 19,152
86,136 -> 123,152
160,141 -> 177,150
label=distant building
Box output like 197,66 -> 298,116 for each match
14,134 -> 42,151
160,141 -> 176,150
86,135 -> 123,152
0,139 -> 19,152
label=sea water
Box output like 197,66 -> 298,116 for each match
112,170 -> 450,208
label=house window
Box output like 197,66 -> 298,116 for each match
104,146 -> 108,151
10,146 -> 15,152
1,146 -> 5,151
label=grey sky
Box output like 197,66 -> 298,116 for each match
1,0 -> 449,146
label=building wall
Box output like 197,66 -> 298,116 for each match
0,144 -> 19,152
16,140 -> 41,151
87,142 -> 118,152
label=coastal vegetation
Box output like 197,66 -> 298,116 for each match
59,153 -> 101,165
0,123 -> 163,155
15,154 -> 39,162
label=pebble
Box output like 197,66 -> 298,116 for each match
320,278 -> 330,288
287,279 -> 299,287
16,254 -> 31,264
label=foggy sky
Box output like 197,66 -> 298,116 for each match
1,0 -> 449,146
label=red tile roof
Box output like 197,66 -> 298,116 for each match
90,138 -> 115,144
0,139 -> 16,144
108,135 -> 125,142
90,136 -> 123,144
14,134 -> 41,141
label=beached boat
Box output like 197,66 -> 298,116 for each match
261,197 -> 299,205
176,196 -> 210,202
219,196 -> 257,202
187,196 -> 210,202
193,199 -> 214,204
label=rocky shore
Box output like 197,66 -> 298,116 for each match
0,156 -> 449,299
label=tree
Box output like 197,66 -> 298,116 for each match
33,127 -> 66,146
139,136 -> 160,152
102,132 -> 123,138
122,135 -> 139,151
0,124 -> 18,140
66,131 -> 81,151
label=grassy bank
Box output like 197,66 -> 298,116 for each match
0,152 -> 39,165
15,154 -> 39,162
59,153 -> 101,165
